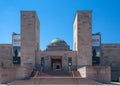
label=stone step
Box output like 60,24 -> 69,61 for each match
36,71 -> 73,77
8,77 -> 102,85
33,77 -> 101,85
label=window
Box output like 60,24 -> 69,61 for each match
41,57 -> 44,64
13,56 -> 20,64
68,57 -> 72,66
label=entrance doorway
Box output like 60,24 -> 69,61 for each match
51,57 -> 62,71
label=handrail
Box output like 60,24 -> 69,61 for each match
72,71 -> 75,78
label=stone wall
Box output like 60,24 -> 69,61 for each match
86,66 -> 111,83
77,66 -> 111,83
101,44 -> 120,81
101,44 -> 120,66
0,44 -> 12,67
0,67 -> 16,83
0,67 -> 33,84
16,67 -> 33,79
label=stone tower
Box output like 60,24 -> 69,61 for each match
21,11 -> 40,68
74,11 -> 92,68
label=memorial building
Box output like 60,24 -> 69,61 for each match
0,11 -> 120,84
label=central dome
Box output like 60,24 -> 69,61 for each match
50,38 -> 67,45
46,38 -> 70,51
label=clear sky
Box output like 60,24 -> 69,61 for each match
0,0 -> 120,50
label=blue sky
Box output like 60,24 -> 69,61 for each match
0,0 -> 120,50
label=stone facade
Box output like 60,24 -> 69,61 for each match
101,44 -> 120,81
21,11 -> 40,68
74,11 -> 92,67
0,44 -> 12,67
0,10 -> 120,82
37,51 -> 77,71
101,44 -> 120,66
0,67 -> 32,83
78,66 -> 111,83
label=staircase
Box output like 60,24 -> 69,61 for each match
8,71 -> 102,85
33,77 -> 101,85
35,71 -> 73,77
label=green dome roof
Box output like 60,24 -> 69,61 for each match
46,38 -> 70,51
50,38 -> 67,44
